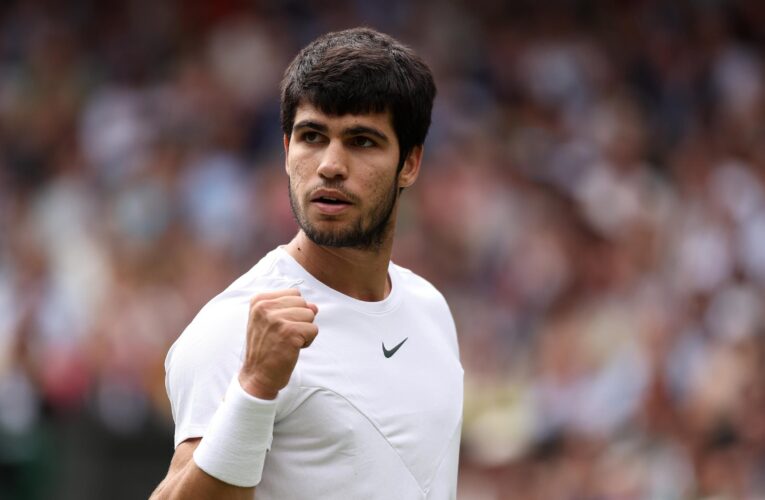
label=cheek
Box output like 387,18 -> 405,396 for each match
287,155 -> 312,189
354,172 -> 397,211
367,168 -> 398,195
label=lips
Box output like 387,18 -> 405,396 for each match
312,195 -> 350,205
310,188 -> 352,205
310,188 -> 353,215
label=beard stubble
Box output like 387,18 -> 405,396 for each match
288,176 -> 400,251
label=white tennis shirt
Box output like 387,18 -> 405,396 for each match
165,247 -> 464,499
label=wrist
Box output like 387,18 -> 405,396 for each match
193,376 -> 277,487
238,373 -> 279,400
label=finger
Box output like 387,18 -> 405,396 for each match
277,307 -> 317,323
294,323 -> 319,348
307,303 -> 318,315
249,296 -> 309,319
267,296 -> 311,309
250,288 -> 301,305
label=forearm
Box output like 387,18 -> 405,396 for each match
150,455 -> 255,500
152,377 -> 276,500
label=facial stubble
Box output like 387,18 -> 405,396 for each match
288,176 -> 400,251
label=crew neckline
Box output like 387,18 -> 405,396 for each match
275,246 -> 402,315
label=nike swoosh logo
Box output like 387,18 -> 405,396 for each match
382,337 -> 408,358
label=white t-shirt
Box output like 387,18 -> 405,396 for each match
165,247 -> 464,499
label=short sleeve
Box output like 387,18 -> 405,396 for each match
165,293 -> 250,448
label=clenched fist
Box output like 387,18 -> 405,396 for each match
238,289 -> 318,400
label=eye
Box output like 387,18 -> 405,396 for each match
302,131 -> 324,143
350,136 -> 375,148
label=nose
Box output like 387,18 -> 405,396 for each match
316,140 -> 349,180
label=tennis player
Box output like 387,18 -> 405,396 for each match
151,27 -> 463,500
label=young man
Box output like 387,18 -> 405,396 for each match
151,27 -> 463,499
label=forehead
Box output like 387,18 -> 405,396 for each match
292,102 -> 395,135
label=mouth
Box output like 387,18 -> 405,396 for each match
310,189 -> 354,214
312,195 -> 351,206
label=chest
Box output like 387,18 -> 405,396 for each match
299,301 -> 461,417
272,302 -> 463,493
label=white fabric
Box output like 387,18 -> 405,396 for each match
192,376 -> 276,487
166,247 -> 464,499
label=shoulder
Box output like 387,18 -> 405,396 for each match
391,262 -> 451,311
164,249 -> 307,445
166,248 -> 305,375
390,262 -> 462,360
391,261 -> 458,337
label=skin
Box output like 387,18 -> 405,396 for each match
150,103 -> 422,499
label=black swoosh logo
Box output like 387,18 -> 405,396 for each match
382,337 -> 408,358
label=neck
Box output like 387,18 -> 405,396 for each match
284,231 -> 394,302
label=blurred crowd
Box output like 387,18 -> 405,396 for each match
1,0 -> 765,498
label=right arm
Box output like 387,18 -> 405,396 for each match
151,289 -> 319,499
150,439 -> 255,499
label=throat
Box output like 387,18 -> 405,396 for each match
285,234 -> 393,302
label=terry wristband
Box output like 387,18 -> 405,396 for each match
193,376 -> 277,487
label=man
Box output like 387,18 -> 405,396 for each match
151,27 -> 463,499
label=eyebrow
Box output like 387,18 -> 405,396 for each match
293,120 -> 328,133
345,126 -> 389,143
293,120 -> 389,143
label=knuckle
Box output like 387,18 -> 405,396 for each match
254,299 -> 274,316
250,298 -> 263,313
265,310 -> 282,326
277,318 -> 290,332
250,293 -> 269,307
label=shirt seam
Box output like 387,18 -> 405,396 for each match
423,417 -> 462,495
294,385 -> 427,496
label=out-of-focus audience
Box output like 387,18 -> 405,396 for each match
2,1 -> 765,498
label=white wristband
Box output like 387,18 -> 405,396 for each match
193,377 -> 277,487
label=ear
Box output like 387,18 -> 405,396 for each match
398,146 -> 423,189
283,134 -> 290,174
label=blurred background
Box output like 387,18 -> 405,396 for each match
1,0 -> 765,498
